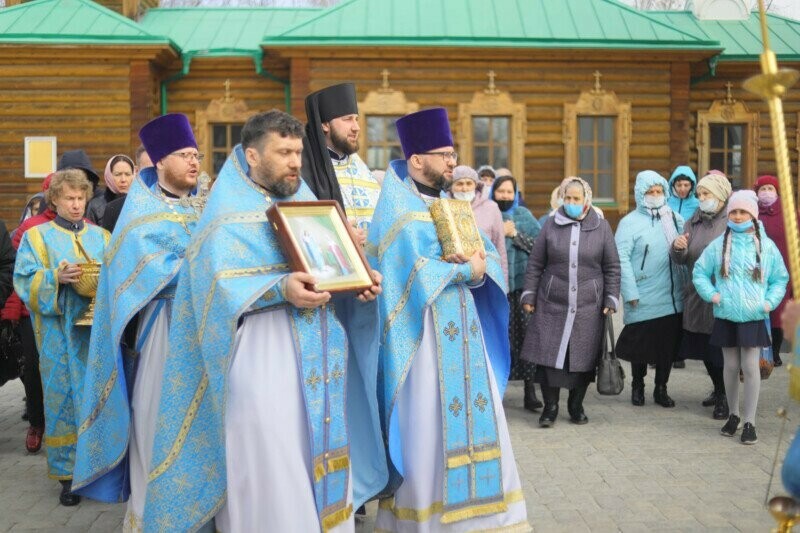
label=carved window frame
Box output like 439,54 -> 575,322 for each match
457,91 -> 526,192
358,88 -> 419,170
696,99 -> 759,189
563,90 -> 631,214
196,97 -> 257,178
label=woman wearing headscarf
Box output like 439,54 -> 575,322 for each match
670,172 -> 732,419
448,165 -> 508,281
754,174 -> 792,367
521,177 -> 620,427
615,171 -> 685,407
490,175 -> 542,410
85,154 -> 134,226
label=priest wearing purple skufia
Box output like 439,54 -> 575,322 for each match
367,108 -> 530,531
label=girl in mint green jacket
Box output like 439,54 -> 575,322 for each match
693,190 -> 788,445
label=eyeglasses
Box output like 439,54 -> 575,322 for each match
170,151 -> 205,163
421,151 -> 458,162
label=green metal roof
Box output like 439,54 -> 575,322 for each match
0,0 -> 175,47
139,7 -> 320,57
649,11 -> 800,61
263,0 -> 720,51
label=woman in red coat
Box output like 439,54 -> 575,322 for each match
754,174 -> 794,366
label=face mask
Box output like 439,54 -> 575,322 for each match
644,195 -> 665,209
758,190 -> 778,206
699,199 -> 718,214
564,203 -> 584,219
728,220 -> 754,233
453,191 -> 475,203
496,199 -> 514,212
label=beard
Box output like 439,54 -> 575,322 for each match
253,159 -> 301,198
162,165 -> 196,195
330,128 -> 359,156
422,161 -> 447,191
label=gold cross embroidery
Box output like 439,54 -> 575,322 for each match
474,392 -> 488,413
470,318 -> 479,338
305,369 -> 322,391
331,363 -> 344,383
449,396 -> 463,417
443,321 -> 460,341
299,308 -> 315,324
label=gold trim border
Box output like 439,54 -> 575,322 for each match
379,488 -> 524,524
148,372 -> 209,482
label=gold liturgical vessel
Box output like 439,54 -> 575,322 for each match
743,1 -> 800,531
72,238 -> 101,327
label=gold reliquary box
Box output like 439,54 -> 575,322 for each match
429,198 -> 485,258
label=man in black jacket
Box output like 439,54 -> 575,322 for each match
0,222 -> 14,305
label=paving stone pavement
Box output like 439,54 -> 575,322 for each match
1,341 -> 797,531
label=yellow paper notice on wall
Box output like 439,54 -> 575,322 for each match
24,137 -> 57,178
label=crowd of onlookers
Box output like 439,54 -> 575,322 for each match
450,164 -> 790,446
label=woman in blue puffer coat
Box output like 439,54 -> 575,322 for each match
615,170 -> 686,408
667,165 -> 699,221
694,190 -> 788,445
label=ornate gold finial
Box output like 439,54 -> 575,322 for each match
743,0 -> 800,402
592,70 -> 603,94
484,70 -> 499,95
223,79 -> 232,103
379,69 -> 392,92
724,81 -> 735,104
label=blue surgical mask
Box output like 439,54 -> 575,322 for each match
699,199 -> 718,214
727,220 -> 754,233
564,203 -> 584,219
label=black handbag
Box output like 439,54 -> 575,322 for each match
0,321 -> 24,387
596,315 -> 625,395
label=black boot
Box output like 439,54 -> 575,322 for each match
567,386 -> 588,424
672,360 -> 685,369
653,385 -> 675,408
631,381 -> 645,406
59,480 -> 80,507
701,390 -> 718,407
539,386 -> 559,427
524,380 -> 543,412
712,394 -> 729,420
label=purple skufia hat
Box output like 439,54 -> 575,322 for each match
395,107 -> 454,159
138,113 -> 197,164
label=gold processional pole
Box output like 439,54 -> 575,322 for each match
742,0 -> 800,401
742,2 -> 800,530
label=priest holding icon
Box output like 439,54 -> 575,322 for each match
144,109 -> 386,532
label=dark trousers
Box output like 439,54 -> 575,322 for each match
631,362 -> 671,387
772,327 -> 784,361
703,359 -> 725,394
19,316 -> 44,428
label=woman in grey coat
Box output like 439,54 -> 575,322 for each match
670,172 -> 732,419
521,177 -> 621,427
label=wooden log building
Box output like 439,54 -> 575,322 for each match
0,0 -> 798,228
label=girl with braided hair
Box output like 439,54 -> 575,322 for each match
693,190 -> 788,445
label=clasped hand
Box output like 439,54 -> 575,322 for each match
57,260 -> 81,285
444,250 -> 486,282
283,269 -> 383,309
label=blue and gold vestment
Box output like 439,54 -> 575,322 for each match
14,220 -> 110,479
72,168 -> 198,501
366,160 -> 512,523
143,145 -> 386,532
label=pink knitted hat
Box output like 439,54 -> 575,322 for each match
727,189 -> 759,220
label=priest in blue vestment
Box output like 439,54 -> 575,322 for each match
72,114 -> 202,530
367,108 -> 531,531
144,110 -> 387,532
14,169 -> 110,506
